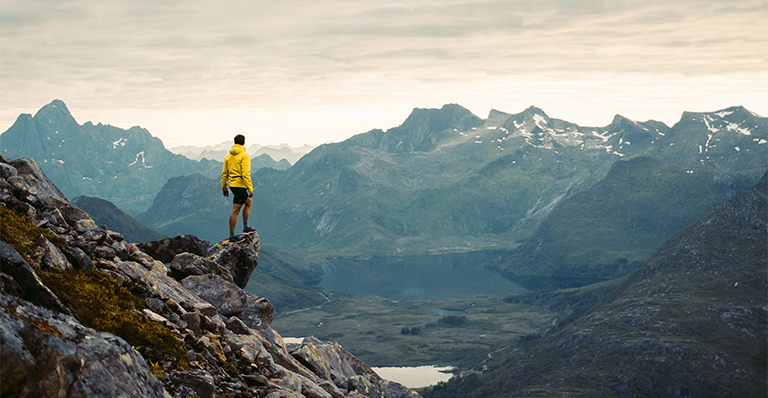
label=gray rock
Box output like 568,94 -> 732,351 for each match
226,316 -> 252,335
114,260 -> 207,308
239,291 -> 276,331
182,312 -> 202,337
0,241 -> 70,315
61,245 -> 95,270
167,369 -> 216,398
93,245 -> 116,260
138,235 -> 210,264
145,297 -> 167,314
0,293 -> 171,398
181,274 -> 243,316
207,232 -> 260,288
74,218 -> 98,233
169,252 -> 233,282
37,236 -> 72,271
0,271 -> 23,296
111,240 -> 132,260
194,302 -> 218,318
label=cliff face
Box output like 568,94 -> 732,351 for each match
0,154 -> 418,398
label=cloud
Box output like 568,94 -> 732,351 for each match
1,0 -> 766,146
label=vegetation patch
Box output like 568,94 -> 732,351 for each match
1,206 -> 186,374
40,268 -> 187,371
0,206 -> 64,265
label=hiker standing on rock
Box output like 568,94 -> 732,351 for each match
222,134 -> 255,242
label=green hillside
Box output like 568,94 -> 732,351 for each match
486,157 -> 763,281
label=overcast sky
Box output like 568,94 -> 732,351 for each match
1,0 -> 766,148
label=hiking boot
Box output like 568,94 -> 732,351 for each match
243,227 -> 255,233
228,235 -> 241,242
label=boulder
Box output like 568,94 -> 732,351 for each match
180,274 -> 244,317
0,241 -> 70,315
0,293 -> 171,398
37,236 -> 72,271
207,232 -> 260,288
239,291 -> 276,331
169,252 -> 233,283
180,273 -> 276,330
61,245 -> 95,270
113,260 -> 207,309
138,235 -> 210,264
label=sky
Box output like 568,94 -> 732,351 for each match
1,0 -> 766,148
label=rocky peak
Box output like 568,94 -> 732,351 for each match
378,104 -> 484,152
32,99 -> 80,131
0,155 -> 419,397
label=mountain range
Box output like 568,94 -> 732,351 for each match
2,100 -> 766,285
140,104 -> 766,269
170,142 -> 312,165
0,100 -> 288,215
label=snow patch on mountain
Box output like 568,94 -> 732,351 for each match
726,123 -> 751,135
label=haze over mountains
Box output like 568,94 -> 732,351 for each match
141,103 -> 766,278
169,141 -> 313,165
2,100 -> 765,287
0,100 -> 289,215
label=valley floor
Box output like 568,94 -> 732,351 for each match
273,290 -> 562,369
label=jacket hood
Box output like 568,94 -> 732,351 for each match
230,144 -> 245,155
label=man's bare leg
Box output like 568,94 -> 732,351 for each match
229,203 -> 243,236
242,197 -> 252,231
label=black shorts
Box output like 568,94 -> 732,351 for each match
230,187 -> 249,205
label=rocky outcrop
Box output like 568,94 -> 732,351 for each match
0,294 -> 171,398
0,155 -> 419,397
138,234 -> 210,263
0,240 -> 71,315
206,233 -> 260,288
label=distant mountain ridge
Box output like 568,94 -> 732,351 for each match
71,196 -> 167,243
170,142 -> 313,165
3,100 -> 765,270
0,100 -> 289,214
139,103 -> 767,265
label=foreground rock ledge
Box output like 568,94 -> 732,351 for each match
0,154 -> 420,398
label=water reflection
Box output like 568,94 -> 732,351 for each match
314,251 -> 526,301
372,365 -> 454,388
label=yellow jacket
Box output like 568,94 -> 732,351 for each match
221,144 -> 253,192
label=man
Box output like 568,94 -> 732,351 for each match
222,134 -> 255,242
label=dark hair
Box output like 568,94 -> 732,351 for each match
234,134 -> 245,145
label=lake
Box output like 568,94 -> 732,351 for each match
313,251 -> 527,301
284,338 -> 454,388
372,365 -> 454,388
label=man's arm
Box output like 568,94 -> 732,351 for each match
242,155 -> 253,195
